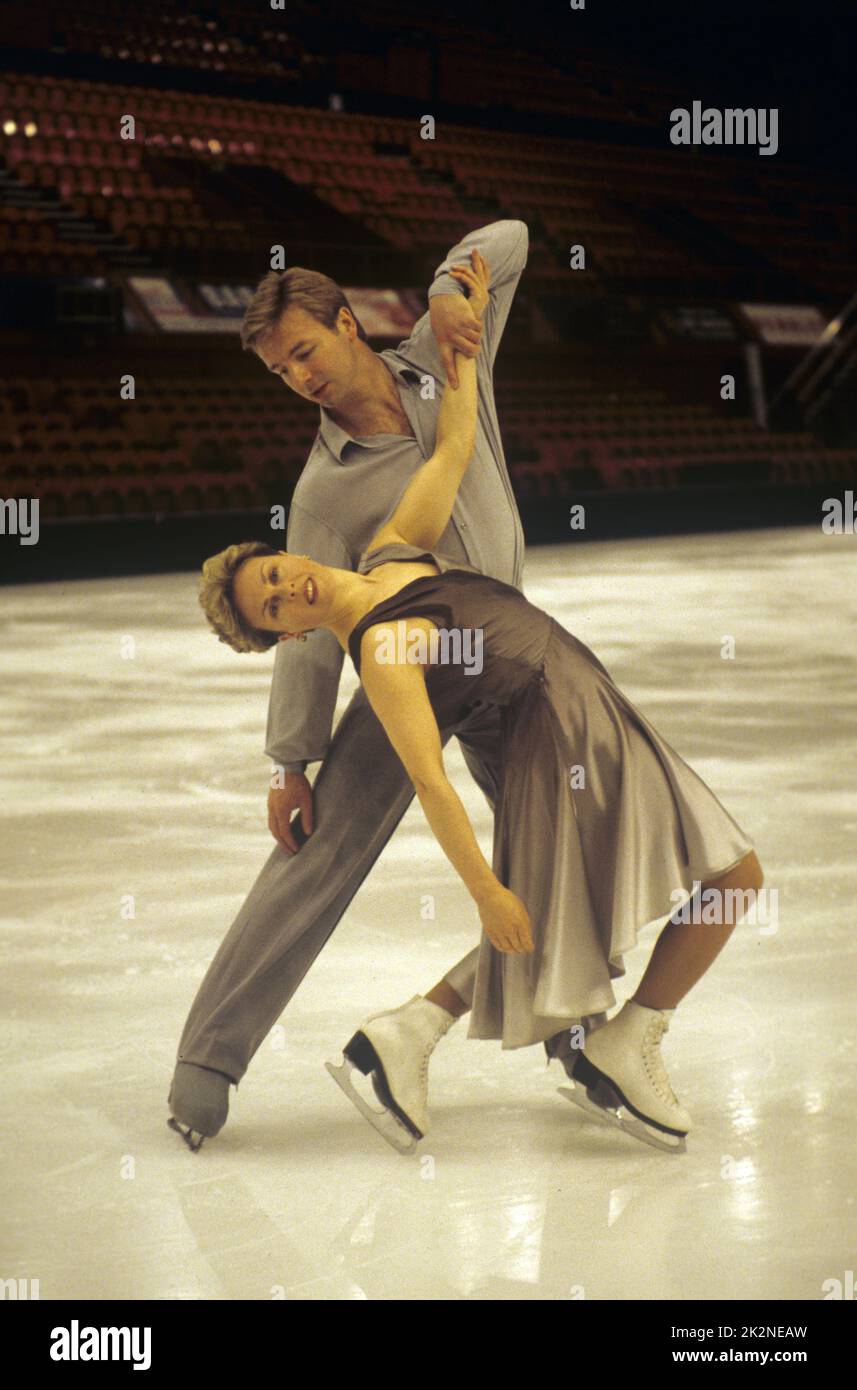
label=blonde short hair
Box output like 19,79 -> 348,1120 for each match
240,266 -> 368,354
198,540 -> 280,653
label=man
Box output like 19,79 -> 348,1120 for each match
168,219 -> 585,1152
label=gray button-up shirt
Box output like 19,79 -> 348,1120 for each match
266,218 -> 529,771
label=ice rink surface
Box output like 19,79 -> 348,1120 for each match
1,525 -> 855,1301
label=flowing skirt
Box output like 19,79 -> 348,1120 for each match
467,618 -> 755,1048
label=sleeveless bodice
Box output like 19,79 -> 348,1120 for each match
348,542 -> 553,724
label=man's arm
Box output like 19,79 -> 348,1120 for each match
264,501 -> 351,772
425,219 -> 529,382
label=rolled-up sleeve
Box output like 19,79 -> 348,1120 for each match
264,501 -> 352,771
427,219 -> 529,372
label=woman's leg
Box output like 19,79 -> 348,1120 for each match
428,850 -> 765,1019
632,850 -> 764,1010
425,978 -> 469,1018
427,849 -> 764,1020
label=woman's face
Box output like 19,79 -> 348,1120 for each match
232,550 -> 323,637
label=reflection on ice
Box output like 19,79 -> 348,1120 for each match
1,528 -> 854,1299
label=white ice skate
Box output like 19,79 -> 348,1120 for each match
325,995 -> 457,1155
558,999 -> 692,1154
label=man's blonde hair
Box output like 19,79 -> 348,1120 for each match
198,540 -> 280,653
240,266 -> 368,354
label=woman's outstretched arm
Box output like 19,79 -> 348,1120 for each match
368,250 -> 490,554
360,628 -> 533,954
380,351 -> 478,552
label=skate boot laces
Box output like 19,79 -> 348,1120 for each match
418,1001 -> 455,1082
642,1014 -> 680,1109
419,1035 -> 440,1082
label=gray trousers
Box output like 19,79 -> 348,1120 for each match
176,685 -> 502,1085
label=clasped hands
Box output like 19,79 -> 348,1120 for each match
430,246 -> 491,389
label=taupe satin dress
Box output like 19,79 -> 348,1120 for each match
348,542 -> 755,1049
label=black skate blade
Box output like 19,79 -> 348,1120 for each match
559,1053 -> 688,1154
325,1055 -> 419,1155
571,1052 -> 688,1142
342,1031 -> 423,1141
558,1083 -> 687,1153
167,1116 -> 205,1152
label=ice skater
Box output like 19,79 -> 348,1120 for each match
197,249 -> 764,1156
169,221 -> 550,1151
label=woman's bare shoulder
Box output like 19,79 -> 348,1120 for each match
359,614 -> 438,674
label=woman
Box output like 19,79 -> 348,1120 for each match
198,250 -> 763,1155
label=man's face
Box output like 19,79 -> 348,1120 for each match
255,304 -> 357,407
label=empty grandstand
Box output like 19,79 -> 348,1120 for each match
1,0 -> 855,578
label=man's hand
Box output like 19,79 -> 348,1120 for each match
268,773 -> 314,854
430,289 -> 483,391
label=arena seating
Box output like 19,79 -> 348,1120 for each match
2,7 -> 855,532
4,365 -> 855,521
1,75 -> 854,298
